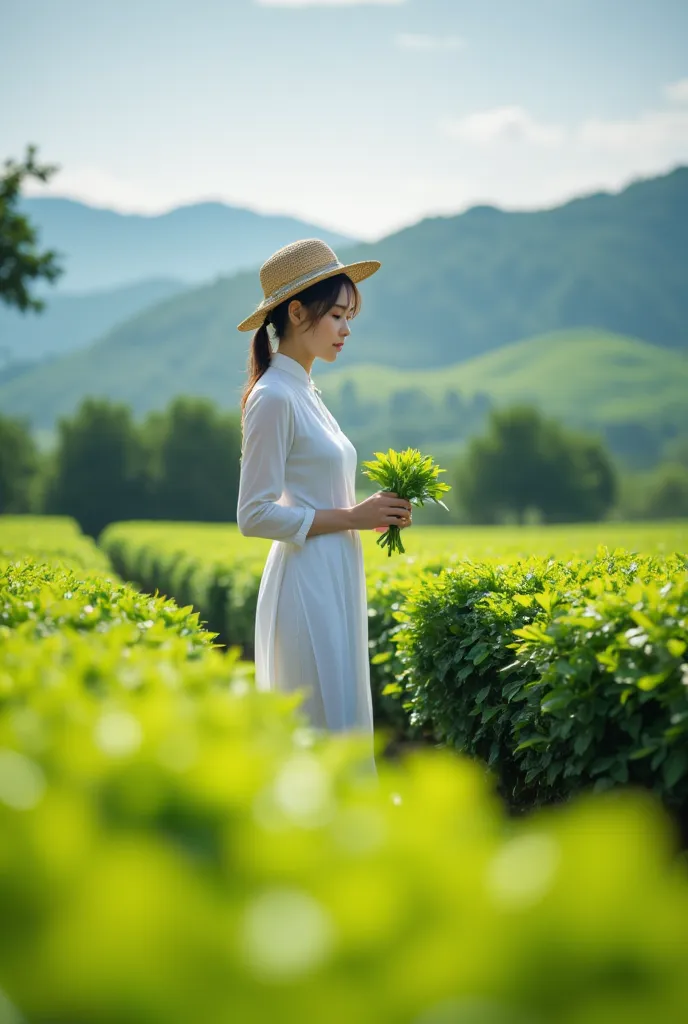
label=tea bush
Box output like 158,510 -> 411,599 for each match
1,514 -> 112,573
1,559 -> 215,653
99,520 -> 688,654
396,549 -> 688,821
99,521 -> 688,750
99,522 -> 452,735
100,521 -> 268,651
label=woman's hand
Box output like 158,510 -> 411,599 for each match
349,490 -> 413,532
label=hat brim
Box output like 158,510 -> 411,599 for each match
236,259 -> 382,333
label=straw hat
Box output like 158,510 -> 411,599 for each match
237,238 -> 381,332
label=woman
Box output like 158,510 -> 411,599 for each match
236,238 -> 412,746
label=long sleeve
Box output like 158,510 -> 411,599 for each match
237,385 -> 315,547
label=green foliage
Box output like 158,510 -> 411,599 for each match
395,549 -> 688,821
507,559 -> 688,805
663,437 -> 688,469
362,449 -> 451,555
0,513 -> 112,572
0,559 -> 215,655
43,398 -> 145,537
0,145 -> 63,312
0,413 -> 40,513
99,524 -> 464,739
456,405 -> 618,525
642,464 -> 688,520
613,462 -> 688,522
100,521 -> 268,654
641,463 -> 688,519
365,563 -> 441,737
99,520 -> 688,749
4,523 -> 688,1021
39,394 -> 244,536
147,396 -> 242,522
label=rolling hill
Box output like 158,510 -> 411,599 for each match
323,330 -> 688,471
2,322 -> 685,470
21,196 -> 357,292
321,330 -> 688,429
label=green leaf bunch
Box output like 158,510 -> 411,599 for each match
361,448 -> 451,556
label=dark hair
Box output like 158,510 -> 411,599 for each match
240,272 -> 361,415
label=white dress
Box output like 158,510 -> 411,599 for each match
237,351 -> 374,745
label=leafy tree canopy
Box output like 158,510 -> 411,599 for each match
456,404 -> 618,525
0,145 -> 63,312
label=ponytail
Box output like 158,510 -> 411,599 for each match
241,318 -> 272,415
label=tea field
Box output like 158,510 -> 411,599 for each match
1,513 -> 688,1022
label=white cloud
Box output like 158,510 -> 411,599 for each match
442,106 -> 565,147
256,0 -> 404,6
440,89 -> 688,159
395,33 -> 465,52
578,109 -> 688,154
665,78 -> 688,105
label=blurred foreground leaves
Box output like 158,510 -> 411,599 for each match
1,522 -> 688,1022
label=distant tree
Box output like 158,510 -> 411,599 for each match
456,404 -> 617,524
443,389 -> 465,419
149,397 -> 242,522
0,413 -> 40,513
662,436 -> 688,470
388,388 -> 433,420
43,399 -> 144,537
0,145 -> 63,312
642,463 -> 688,519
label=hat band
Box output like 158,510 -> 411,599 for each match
259,258 -> 343,310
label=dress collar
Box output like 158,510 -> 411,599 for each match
271,351 -> 314,388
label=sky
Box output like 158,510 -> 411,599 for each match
2,0 -> 687,240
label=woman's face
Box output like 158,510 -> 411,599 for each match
290,283 -> 355,364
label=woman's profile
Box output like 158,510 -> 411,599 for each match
236,238 -> 412,752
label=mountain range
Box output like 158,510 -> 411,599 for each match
1,166 -> 686,467
0,278 -> 184,364
19,196 -> 357,292
1,198 -> 356,366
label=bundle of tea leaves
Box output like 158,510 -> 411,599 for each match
361,448 -> 451,556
